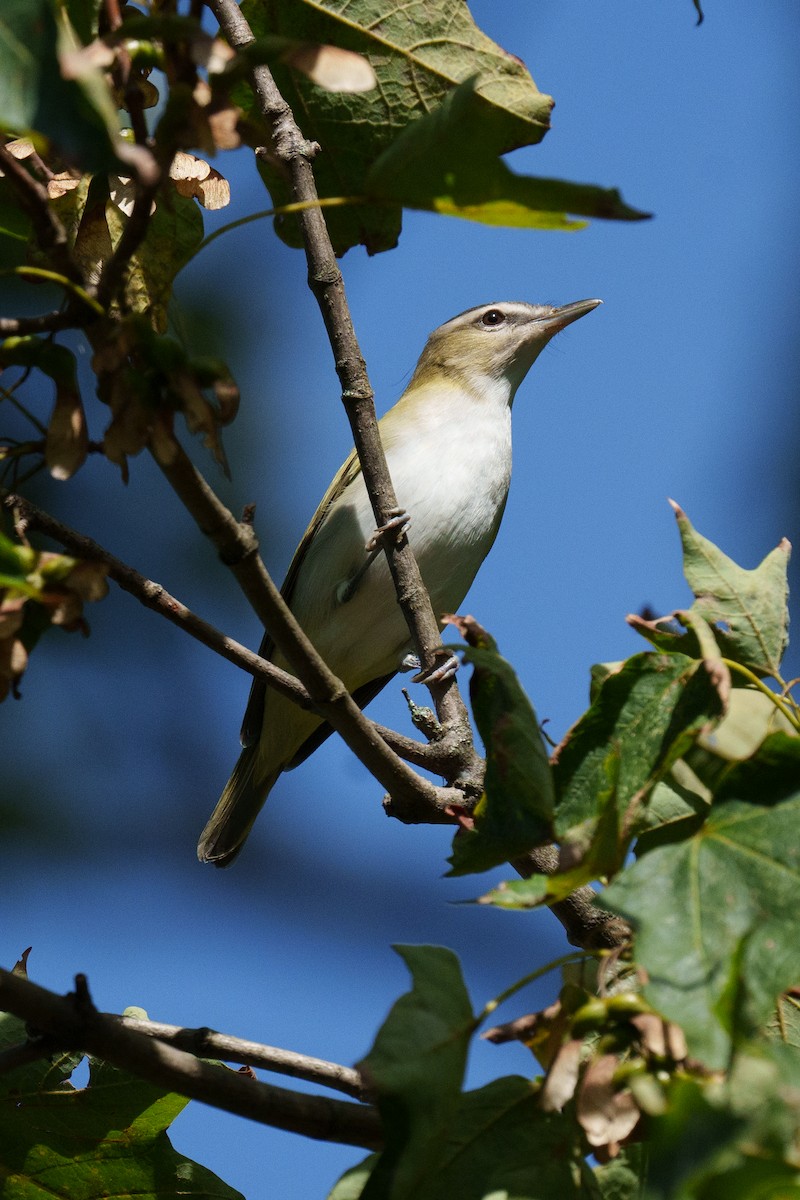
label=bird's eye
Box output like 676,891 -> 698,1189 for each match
481,308 -> 505,327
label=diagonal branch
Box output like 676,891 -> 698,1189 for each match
114,1014 -> 365,1100
2,490 -> 455,778
0,967 -> 382,1149
148,443 -> 464,821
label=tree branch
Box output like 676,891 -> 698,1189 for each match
2,487 -> 628,946
114,1015 -> 365,1100
147,444 -> 465,820
513,847 -> 631,951
0,968 -> 382,1149
208,0 -> 483,792
2,490 -> 455,776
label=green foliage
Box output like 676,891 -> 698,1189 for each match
241,0 -> 644,254
0,531 -> 108,701
0,1003 -> 243,1199
367,77 -> 648,232
0,0 -> 123,174
444,617 -> 555,876
602,736 -> 800,1067
342,949 -> 595,1199
630,501 -> 790,678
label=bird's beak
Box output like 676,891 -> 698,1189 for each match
541,298 -> 603,334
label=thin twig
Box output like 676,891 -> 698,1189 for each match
2,490 -> 453,775
3,485 -> 462,820
115,1015 -> 365,1100
0,968 -> 382,1148
150,442 -> 463,821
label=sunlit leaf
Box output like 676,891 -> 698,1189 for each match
601,736 -> 800,1067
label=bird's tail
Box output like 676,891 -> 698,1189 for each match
197,744 -> 279,867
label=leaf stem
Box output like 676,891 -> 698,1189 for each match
2,267 -> 105,317
478,952 -> 589,1023
196,195 -> 367,256
722,659 -> 800,732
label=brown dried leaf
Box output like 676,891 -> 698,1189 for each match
3,138 -> 35,160
60,38 -> 115,78
286,44 -> 377,94
213,374 -> 240,425
102,374 -> 152,472
540,1039 -> 583,1113
66,562 -> 109,604
45,388 -> 89,481
170,370 -> 228,471
483,1013 -> 540,1045
169,153 -> 230,210
0,596 -> 26,639
205,38 -> 235,74
149,414 -> 179,467
12,947 -> 32,977
207,104 -> 241,150
0,635 -> 28,701
73,198 -> 114,289
49,591 -> 84,629
577,1054 -> 640,1149
47,171 -> 83,199
169,151 -> 211,183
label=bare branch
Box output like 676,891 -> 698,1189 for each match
208,0 -> 483,790
513,847 -> 631,951
0,967 -> 382,1149
4,482 -> 463,821
115,1015 -> 365,1100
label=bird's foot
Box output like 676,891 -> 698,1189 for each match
400,650 -> 460,685
365,507 -> 410,552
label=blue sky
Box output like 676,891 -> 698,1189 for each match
3,2 -> 799,1196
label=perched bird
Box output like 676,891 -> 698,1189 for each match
199,298 -> 601,865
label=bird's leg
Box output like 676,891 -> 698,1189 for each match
364,506 -> 410,553
400,648 -> 460,685
336,509 -> 411,605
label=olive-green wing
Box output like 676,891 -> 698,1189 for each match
240,447 -> 363,747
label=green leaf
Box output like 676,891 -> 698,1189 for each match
411,1076 -> 593,1200
367,76 -> 649,230
0,0 -> 123,174
445,625 -> 555,876
337,1077 -> 591,1200
105,189 -> 204,333
592,1143 -> 647,1200
476,874 -> 552,910
643,1049 -> 800,1199
242,0 -> 556,254
601,737 -> 800,1067
553,653 -> 726,873
329,1156 -> 379,1200
630,503 -> 791,679
358,945 -> 475,1200
0,1031 -> 244,1198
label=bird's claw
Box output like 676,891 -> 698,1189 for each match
400,651 -> 460,685
365,507 -> 410,552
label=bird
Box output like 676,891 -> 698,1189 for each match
198,298 -> 602,865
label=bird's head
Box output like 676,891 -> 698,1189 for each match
408,299 -> 602,406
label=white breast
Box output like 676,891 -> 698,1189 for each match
287,385 -> 513,689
